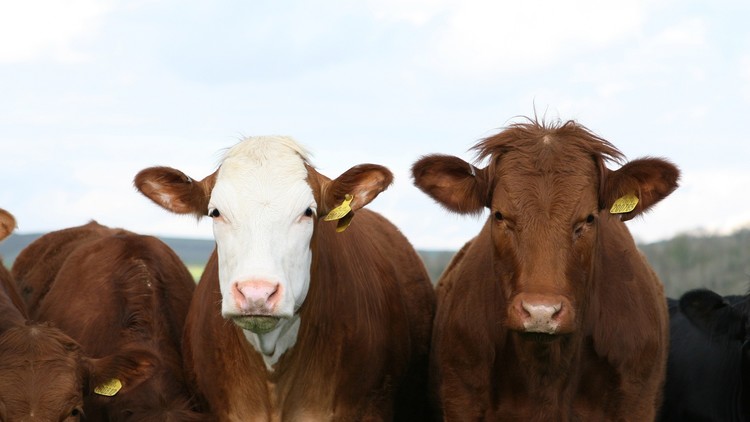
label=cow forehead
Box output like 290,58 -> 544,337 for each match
212,136 -> 315,214
493,152 -> 598,217
221,135 -> 311,171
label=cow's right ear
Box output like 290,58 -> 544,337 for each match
0,208 -> 16,241
412,154 -> 488,215
134,167 -> 217,219
679,288 -> 745,342
85,348 -> 158,397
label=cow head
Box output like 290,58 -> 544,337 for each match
413,120 -> 679,338
0,324 -> 157,421
134,136 -> 392,339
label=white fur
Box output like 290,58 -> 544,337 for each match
209,136 -> 315,357
244,315 -> 301,371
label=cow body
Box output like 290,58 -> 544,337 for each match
412,119 -> 678,421
1,211 -> 157,421
135,136 -> 435,421
11,221 -> 203,421
660,289 -> 750,421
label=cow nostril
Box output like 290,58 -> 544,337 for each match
552,303 -> 563,318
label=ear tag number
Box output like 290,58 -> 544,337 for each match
324,194 -> 353,221
94,378 -> 122,397
610,193 -> 639,214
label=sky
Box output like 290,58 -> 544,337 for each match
1,0 -> 749,250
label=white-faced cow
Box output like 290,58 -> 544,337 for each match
412,119 -> 679,421
135,136 -> 435,421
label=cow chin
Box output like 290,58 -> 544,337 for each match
232,315 -> 282,334
517,331 -> 565,343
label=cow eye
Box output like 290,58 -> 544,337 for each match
304,207 -> 314,218
208,208 -> 221,218
68,406 -> 84,419
494,211 -> 504,221
586,214 -> 595,224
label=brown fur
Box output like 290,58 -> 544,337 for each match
11,221 -> 205,421
413,119 -> 679,421
1,213 -> 156,421
135,156 -> 435,421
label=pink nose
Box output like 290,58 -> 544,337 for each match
508,293 -> 574,335
232,280 -> 281,314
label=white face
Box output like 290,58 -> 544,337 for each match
207,137 -> 316,331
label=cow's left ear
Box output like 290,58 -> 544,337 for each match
85,347 -> 158,397
318,164 -> 394,217
601,157 -> 679,221
0,208 -> 16,241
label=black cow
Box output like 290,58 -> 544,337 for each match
660,288 -> 750,421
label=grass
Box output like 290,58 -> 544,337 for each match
187,265 -> 205,282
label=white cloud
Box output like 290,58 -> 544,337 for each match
651,17 -> 707,49
365,0 -> 452,25
423,0 -> 648,77
0,0 -> 114,63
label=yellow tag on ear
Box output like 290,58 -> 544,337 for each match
335,211 -> 354,232
94,378 -> 122,397
324,194 -> 354,221
610,193 -> 639,214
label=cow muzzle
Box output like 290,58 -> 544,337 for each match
229,280 -> 284,333
507,293 -> 575,336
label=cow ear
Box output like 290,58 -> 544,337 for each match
0,208 -> 16,241
601,157 -> 679,221
412,154 -> 488,215
134,166 -> 217,219
679,289 -> 745,342
85,348 -> 158,397
318,164 -> 393,216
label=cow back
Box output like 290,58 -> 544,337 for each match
15,222 -> 203,421
12,221 -> 123,309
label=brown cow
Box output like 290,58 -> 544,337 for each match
412,119 -> 678,421
0,208 -> 26,322
11,221 -> 204,421
134,136 -> 435,421
0,212 -> 157,421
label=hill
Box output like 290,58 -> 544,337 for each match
3,229 -> 749,298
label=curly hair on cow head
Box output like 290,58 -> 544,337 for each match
471,117 -> 625,167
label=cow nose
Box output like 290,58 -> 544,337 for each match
232,280 -> 281,314
509,294 -> 574,335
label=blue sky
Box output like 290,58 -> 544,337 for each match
1,0 -> 749,250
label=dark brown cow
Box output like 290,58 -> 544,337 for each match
0,212 -> 156,421
11,221 -> 204,421
412,119 -> 678,421
134,136 -> 435,421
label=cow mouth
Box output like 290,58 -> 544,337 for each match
232,315 -> 282,334
518,332 -> 561,343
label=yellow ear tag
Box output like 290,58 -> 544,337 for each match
324,194 -> 354,221
335,211 -> 354,232
94,378 -> 122,397
610,193 -> 639,214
